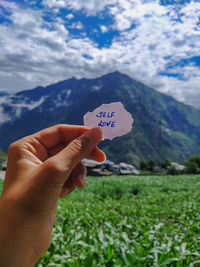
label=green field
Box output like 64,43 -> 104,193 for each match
1,175 -> 200,266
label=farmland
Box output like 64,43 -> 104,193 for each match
1,175 -> 200,266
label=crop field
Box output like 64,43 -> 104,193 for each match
1,175 -> 200,266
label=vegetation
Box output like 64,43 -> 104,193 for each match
185,155 -> 200,174
140,159 -> 179,175
1,174 -> 199,266
140,155 -> 200,175
36,174 -> 200,266
1,165 -> 200,265
0,149 -> 7,170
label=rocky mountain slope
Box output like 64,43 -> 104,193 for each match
0,72 -> 200,165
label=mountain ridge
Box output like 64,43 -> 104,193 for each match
0,71 -> 200,166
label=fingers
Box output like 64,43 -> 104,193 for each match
75,163 -> 87,189
6,125 -> 89,163
49,143 -> 106,162
88,147 -> 106,162
60,163 -> 87,198
16,124 -> 106,163
35,127 -> 104,192
32,124 -> 89,150
45,127 -> 103,174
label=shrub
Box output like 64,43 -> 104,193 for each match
185,154 -> 200,174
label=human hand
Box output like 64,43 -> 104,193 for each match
0,125 -> 105,267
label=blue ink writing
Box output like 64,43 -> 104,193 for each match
98,120 -> 115,128
96,111 -> 115,118
96,111 -> 116,128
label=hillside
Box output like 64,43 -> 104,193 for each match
0,72 -> 200,165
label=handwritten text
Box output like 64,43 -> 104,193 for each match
96,111 -> 116,128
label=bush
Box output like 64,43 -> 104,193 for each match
185,154 -> 200,174
140,161 -> 147,170
166,166 -> 178,175
160,159 -> 171,169
147,160 -> 156,171
140,159 -> 171,173
0,149 -> 7,170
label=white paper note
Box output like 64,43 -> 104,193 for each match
83,102 -> 134,140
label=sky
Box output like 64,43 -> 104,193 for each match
0,0 -> 200,108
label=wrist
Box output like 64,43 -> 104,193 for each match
0,197 -> 36,267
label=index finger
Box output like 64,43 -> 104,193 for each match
32,124 -> 89,149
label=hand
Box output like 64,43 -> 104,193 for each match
0,125 -> 106,267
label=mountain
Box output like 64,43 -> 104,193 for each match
0,91 -> 9,97
0,71 -> 200,166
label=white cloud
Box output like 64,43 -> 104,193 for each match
0,0 -> 18,10
66,13 -> 74,19
0,107 -> 10,124
0,94 -> 48,125
111,1 -> 167,31
155,71 -> 200,108
0,5 -> 70,90
42,0 -> 117,15
69,21 -> 83,30
102,0 -> 200,107
100,25 -> 109,33
42,0 -> 66,9
0,0 -> 200,108
92,84 -> 103,91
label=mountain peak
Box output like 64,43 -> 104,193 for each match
0,72 -> 200,165
100,71 -> 127,79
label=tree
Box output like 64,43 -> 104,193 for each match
185,154 -> 200,174
166,166 -> 178,175
140,161 -> 147,170
159,159 -> 171,169
0,148 -> 7,170
147,160 -> 156,171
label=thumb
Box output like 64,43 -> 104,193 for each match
40,127 -> 103,187
21,127 -> 103,215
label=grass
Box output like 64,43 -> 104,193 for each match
1,175 -> 200,266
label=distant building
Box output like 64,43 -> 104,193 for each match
171,162 -> 186,171
110,164 -> 121,174
119,162 -> 140,175
82,158 -> 104,169
82,159 -> 113,176
153,166 -> 163,173
82,159 -> 140,176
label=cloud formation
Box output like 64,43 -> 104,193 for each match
0,0 -> 200,108
42,0 -> 117,14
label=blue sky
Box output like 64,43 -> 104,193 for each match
0,0 -> 200,108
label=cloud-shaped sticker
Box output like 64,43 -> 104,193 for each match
84,102 -> 134,140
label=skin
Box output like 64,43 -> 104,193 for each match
0,125 -> 106,267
